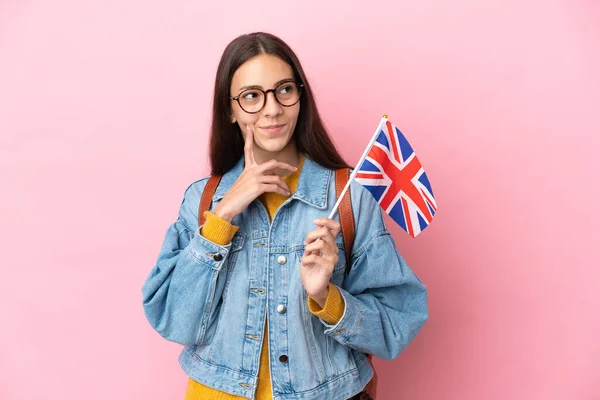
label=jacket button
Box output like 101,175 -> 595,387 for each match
277,304 -> 287,314
279,355 -> 288,363
212,253 -> 223,262
277,255 -> 287,264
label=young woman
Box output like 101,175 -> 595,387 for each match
142,32 -> 428,400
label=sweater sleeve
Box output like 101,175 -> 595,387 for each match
200,211 -> 239,246
307,283 -> 345,325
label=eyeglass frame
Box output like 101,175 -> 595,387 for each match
229,80 -> 304,114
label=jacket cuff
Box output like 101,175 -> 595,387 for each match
187,226 -> 238,271
315,285 -> 362,344
200,211 -> 239,246
308,283 -> 345,325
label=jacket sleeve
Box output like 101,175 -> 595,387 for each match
141,180 -> 235,346
317,181 -> 429,360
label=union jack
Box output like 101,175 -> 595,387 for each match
354,118 -> 437,237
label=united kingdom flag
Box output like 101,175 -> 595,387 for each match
355,119 -> 437,238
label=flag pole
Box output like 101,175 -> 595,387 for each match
327,114 -> 389,220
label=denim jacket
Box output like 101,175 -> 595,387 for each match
142,155 -> 428,400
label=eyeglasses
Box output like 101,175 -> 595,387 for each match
230,80 -> 304,114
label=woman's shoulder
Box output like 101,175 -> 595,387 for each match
175,175 -> 213,218
172,173 -> 227,230
182,175 -> 212,199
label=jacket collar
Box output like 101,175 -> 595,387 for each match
212,154 -> 331,210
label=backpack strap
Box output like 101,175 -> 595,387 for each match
335,168 -> 355,274
198,175 -> 222,227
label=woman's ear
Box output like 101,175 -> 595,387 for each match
231,114 -> 236,123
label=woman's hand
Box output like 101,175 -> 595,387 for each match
212,125 -> 297,222
300,218 -> 341,307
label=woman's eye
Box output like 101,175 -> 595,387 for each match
243,91 -> 259,100
279,85 -> 293,94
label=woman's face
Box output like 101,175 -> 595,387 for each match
230,53 -> 300,156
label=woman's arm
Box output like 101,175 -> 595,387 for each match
141,180 -> 236,346
315,182 -> 429,360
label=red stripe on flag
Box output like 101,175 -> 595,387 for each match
386,121 -> 401,163
401,197 -> 415,238
356,172 -> 384,180
419,187 -> 437,214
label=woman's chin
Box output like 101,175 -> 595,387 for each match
255,137 -> 293,154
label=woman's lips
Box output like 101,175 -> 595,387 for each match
260,124 -> 286,134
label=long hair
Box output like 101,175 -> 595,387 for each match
209,32 -> 350,175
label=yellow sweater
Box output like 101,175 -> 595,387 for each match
185,156 -> 345,400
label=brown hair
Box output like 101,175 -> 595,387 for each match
209,32 -> 349,175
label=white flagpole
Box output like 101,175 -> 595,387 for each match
327,114 -> 389,220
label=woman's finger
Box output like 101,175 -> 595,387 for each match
258,159 -> 298,175
301,253 -> 334,267
243,125 -> 256,167
305,226 -> 334,245
304,239 -> 327,256
260,183 -> 291,197
313,218 -> 341,237
260,175 -> 291,194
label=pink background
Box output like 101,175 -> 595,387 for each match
1,0 -> 599,399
